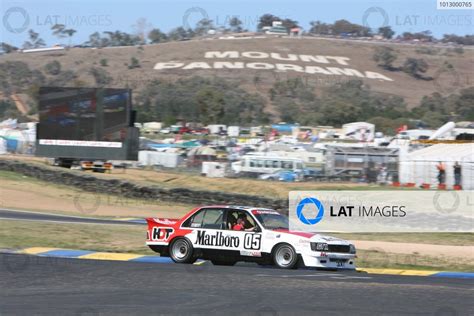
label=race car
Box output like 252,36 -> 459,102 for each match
146,205 -> 356,269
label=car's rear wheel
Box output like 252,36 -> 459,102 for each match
272,244 -> 298,269
169,238 -> 195,264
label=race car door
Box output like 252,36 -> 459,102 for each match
182,207 -> 240,253
224,209 -> 263,258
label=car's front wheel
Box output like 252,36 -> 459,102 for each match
272,243 -> 298,269
169,238 -> 195,264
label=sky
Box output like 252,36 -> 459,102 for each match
1,0 -> 473,47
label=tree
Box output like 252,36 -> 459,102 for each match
281,18 -> 299,29
309,21 -> 332,35
51,24 -> 76,46
133,17 -> 152,44
196,88 -> 225,124
229,17 -> 243,33
0,42 -> 18,53
257,14 -> 281,30
308,19 -> 370,37
63,28 -> 77,47
44,61 -> 61,75
378,26 -> 395,39
257,14 -> 299,31
22,29 -> 45,49
103,30 -> 141,46
148,28 -> 168,44
85,32 -> 104,47
194,18 -> 214,35
128,57 -> 141,69
88,67 -> 112,86
400,31 -> 434,42
167,27 -> 192,41
402,58 -> 429,79
52,24 -> 67,39
441,34 -> 474,45
332,19 -> 371,37
373,47 -> 397,70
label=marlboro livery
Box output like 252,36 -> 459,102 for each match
146,205 -> 356,269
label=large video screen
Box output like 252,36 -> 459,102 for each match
38,87 -> 131,142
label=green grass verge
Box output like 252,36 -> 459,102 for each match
1,220 -> 472,271
0,219 -> 154,255
332,233 -> 474,246
357,249 -> 474,272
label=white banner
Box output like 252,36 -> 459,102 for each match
39,139 -> 122,148
289,191 -> 474,232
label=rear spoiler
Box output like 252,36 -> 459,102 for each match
146,218 -> 179,226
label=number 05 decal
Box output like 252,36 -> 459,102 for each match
244,233 -> 261,250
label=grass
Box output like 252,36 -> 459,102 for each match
357,249 -> 474,272
0,168 -> 193,218
332,233 -> 474,246
0,170 -> 43,182
1,220 -> 472,272
0,220 -> 153,255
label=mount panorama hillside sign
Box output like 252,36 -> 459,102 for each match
153,51 -> 393,82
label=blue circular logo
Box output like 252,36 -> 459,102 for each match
296,197 -> 324,225
3,7 -> 30,34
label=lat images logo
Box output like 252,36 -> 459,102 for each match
296,197 -> 325,225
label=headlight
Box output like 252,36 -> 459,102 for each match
310,242 -> 328,251
349,244 -> 356,254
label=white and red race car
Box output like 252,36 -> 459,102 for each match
146,205 -> 356,269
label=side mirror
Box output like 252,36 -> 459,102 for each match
253,226 -> 261,233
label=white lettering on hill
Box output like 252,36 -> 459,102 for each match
154,51 -> 393,82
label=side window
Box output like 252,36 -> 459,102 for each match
183,209 -> 205,228
250,160 -> 255,167
229,210 -> 257,231
272,160 -> 280,168
183,209 -> 224,229
226,211 -> 239,230
201,209 -> 224,229
265,160 -> 273,168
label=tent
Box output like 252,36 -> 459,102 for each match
399,144 -> 474,189
0,138 -> 6,155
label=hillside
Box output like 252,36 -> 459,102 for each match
1,36 -> 473,122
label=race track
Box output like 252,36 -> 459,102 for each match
1,253 -> 472,315
0,208 -> 144,225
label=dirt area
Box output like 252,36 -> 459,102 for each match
0,155 -> 396,200
352,240 -> 474,260
0,171 -> 192,218
2,37 -> 473,108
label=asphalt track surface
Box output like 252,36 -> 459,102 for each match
0,208 -> 143,225
0,253 -> 473,315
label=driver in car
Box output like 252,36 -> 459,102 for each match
232,215 -> 255,231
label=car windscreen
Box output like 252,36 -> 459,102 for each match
252,211 -> 289,230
